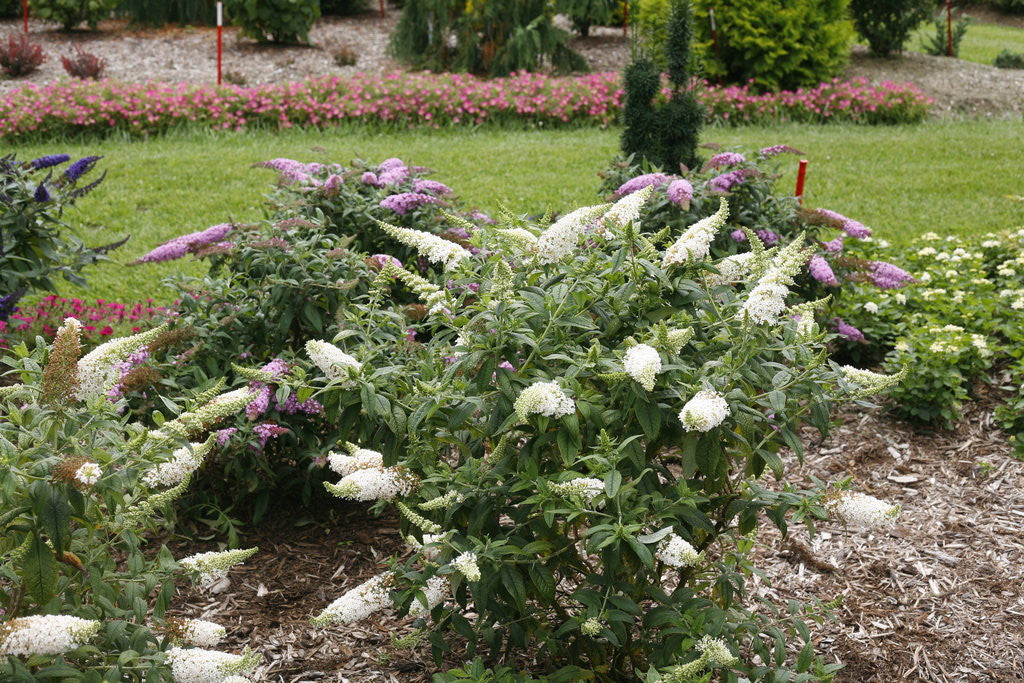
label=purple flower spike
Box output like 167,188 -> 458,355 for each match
361,171 -> 381,186
816,208 -> 871,239
63,156 -> 101,182
380,192 -> 438,215
832,317 -> 866,342
666,179 -> 693,207
758,145 -> 802,158
730,229 -> 747,242
708,169 -> 749,194
378,166 -> 410,185
253,423 -> 289,447
868,260 -> 915,289
614,172 -> 672,197
378,157 -> 405,171
823,236 -> 844,253
33,184 -> 50,202
412,178 -> 453,195
133,223 -> 234,264
215,427 -> 238,446
322,174 -> 343,194
756,229 -> 780,246
705,152 -> 746,170
808,254 -> 839,286
30,154 -> 70,169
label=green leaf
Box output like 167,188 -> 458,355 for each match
31,481 -> 71,555
634,397 -> 661,440
603,470 -> 622,498
21,533 -> 57,605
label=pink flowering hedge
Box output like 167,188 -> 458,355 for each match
0,72 -> 931,139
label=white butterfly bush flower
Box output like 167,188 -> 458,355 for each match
149,388 -> 256,442
179,619 -> 227,648
406,532 -> 447,560
663,198 -> 730,267
840,365 -> 905,398
603,184 -> 653,228
696,635 -> 739,667
378,221 -> 470,271
678,390 -> 731,432
178,547 -> 258,587
312,573 -> 393,626
494,227 -> 539,256
664,328 -> 694,354
409,575 -> 450,616
536,203 -> 612,264
825,491 -> 900,528
74,462 -> 102,486
580,618 -> 604,636
305,340 -> 361,384
75,324 -> 167,400
0,615 -> 100,656
550,477 -> 604,505
514,381 -> 575,421
325,466 -> 416,501
623,344 -> 662,391
705,251 -> 756,286
656,533 -> 703,568
164,646 -> 260,683
327,446 -> 384,476
453,552 -> 481,581
143,441 -> 214,488
741,237 -> 809,325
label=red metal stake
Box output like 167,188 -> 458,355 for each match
709,7 -> 719,56
946,0 -> 953,57
795,160 -> 808,204
380,0 -> 386,19
623,1 -> 628,37
217,1 -> 223,86
22,0 -> 28,33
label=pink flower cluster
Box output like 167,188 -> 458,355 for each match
0,72 -> 931,139
700,77 -> 932,126
0,295 -> 168,343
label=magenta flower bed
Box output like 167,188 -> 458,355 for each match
0,72 -> 931,139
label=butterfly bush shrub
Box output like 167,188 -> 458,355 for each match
0,321 -> 260,680
0,153 -> 122,324
836,228 -> 1024,435
125,158 -> 490,517
301,191 -> 901,679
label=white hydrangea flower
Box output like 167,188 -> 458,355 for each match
74,462 -> 102,486
623,344 -> 662,391
678,390 -> 730,432
179,619 -> 227,648
378,221 -> 470,271
75,324 -> 166,401
178,547 -> 258,587
327,448 -> 384,476
825,491 -> 900,528
164,646 -> 260,683
536,203 -> 612,264
453,551 -> 481,581
325,466 -> 416,501
663,198 -> 730,267
704,251 -> 755,286
409,575 -> 450,617
603,184 -> 653,228
0,615 -> 100,656
305,340 -> 361,385
656,533 -> 703,568
741,238 -> 809,325
143,441 -> 213,488
312,573 -> 393,626
550,477 -> 604,505
696,635 -> 738,667
514,381 -> 575,421
580,618 -> 604,636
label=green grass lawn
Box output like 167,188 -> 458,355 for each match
8,120 -> 1024,304
909,19 -> 1024,64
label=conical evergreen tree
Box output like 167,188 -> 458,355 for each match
621,0 -> 703,172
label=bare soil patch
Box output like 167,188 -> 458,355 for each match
2,10 -> 1023,118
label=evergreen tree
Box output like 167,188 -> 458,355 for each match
621,0 -> 703,172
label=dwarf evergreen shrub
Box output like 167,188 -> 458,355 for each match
849,0 -> 932,57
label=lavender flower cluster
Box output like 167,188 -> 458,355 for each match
132,223 -> 234,265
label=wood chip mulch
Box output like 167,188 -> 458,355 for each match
162,398 -> 1024,682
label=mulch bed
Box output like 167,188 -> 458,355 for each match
161,396 -> 1024,682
